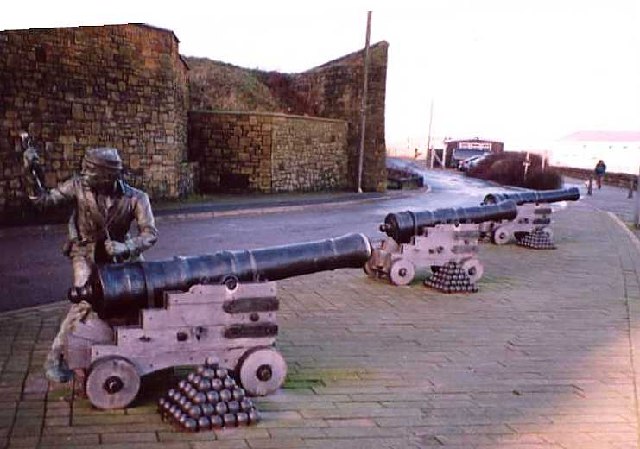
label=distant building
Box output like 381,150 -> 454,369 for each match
444,138 -> 504,168
549,131 -> 640,174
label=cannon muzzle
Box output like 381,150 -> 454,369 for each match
483,187 -> 580,206
78,233 -> 372,318
381,201 -> 517,244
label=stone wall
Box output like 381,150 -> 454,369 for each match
554,166 -> 639,189
189,111 -> 348,192
0,23 -> 190,210
185,41 -> 389,192
0,23 -> 389,218
290,42 -> 389,192
271,114 -> 348,192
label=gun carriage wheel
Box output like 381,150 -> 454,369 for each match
236,347 -> 287,396
85,356 -> 140,409
389,259 -> 416,286
461,258 -> 483,284
491,226 -> 511,245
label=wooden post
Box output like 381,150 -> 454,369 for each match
523,152 -> 531,181
356,12 -> 371,193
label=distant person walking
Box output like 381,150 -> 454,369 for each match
594,160 -> 606,189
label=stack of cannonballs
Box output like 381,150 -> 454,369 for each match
516,229 -> 556,250
424,261 -> 479,293
158,358 -> 261,431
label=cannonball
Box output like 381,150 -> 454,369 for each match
193,392 -> 207,405
188,404 -> 202,419
223,377 -> 236,389
183,418 -> 198,432
232,388 -> 245,401
227,400 -> 240,414
236,412 -> 249,426
198,416 -> 211,431
219,389 -> 232,402
206,390 -> 220,404
178,413 -> 190,425
223,413 -> 237,427
202,368 -> 216,379
189,389 -> 201,401
210,415 -> 223,429
210,378 -> 223,391
181,400 -> 194,413
201,403 -> 215,417
248,408 -> 261,424
240,398 -> 253,411
198,379 -> 212,392
215,368 -> 228,379
214,401 -> 228,415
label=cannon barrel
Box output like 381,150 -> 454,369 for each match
380,201 -> 517,244
483,187 -> 580,206
84,233 -> 372,318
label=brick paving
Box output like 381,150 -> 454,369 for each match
1,198 -> 640,448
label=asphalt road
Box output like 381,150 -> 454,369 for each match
0,167 -> 520,312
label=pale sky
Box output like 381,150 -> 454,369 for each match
2,0 -> 639,152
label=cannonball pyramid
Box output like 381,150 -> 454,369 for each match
424,261 -> 479,294
516,229 -> 556,250
158,357 -> 261,431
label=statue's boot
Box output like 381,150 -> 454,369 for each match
44,358 -> 73,384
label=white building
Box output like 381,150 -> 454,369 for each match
549,131 -> 640,175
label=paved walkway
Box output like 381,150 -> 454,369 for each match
2,182 -> 640,448
565,177 -> 640,239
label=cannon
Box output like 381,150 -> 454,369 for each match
365,202 -> 517,292
63,233 -> 371,409
480,187 -> 580,248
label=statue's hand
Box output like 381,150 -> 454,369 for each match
105,240 -> 130,259
22,147 -> 40,170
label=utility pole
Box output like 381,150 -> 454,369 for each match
357,11 -> 371,193
426,99 -> 434,169
635,166 -> 640,228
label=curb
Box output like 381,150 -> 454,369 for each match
156,191 -> 415,222
0,189 -> 421,238
608,211 -> 640,250
606,211 -> 640,437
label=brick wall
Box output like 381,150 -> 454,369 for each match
189,111 -> 348,192
0,23 -> 190,210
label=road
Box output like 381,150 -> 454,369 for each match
0,167 -> 519,312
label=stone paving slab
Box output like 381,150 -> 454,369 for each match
1,202 -> 639,448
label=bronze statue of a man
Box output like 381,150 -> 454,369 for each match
23,135 -> 158,382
